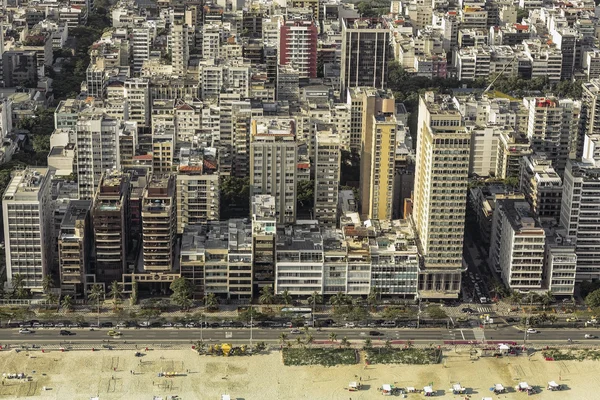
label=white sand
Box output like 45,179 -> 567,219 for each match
0,348 -> 598,399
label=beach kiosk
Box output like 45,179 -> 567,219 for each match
349,382 -> 361,392
493,383 -> 506,394
516,382 -> 535,395
452,383 -> 466,394
381,384 -> 393,396
424,386 -> 434,397
221,395 -> 231,400
547,381 -> 562,391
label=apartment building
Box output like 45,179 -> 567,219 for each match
2,168 -> 53,291
279,18 -> 318,79
92,171 -> 130,285
519,154 -> 562,225
560,158 -> 600,281
582,79 -> 600,160
251,195 -> 277,291
249,118 -> 298,224
524,97 -> 581,175
413,92 -> 470,299
340,18 -> 390,96
314,130 -> 340,227
496,130 -> 532,179
142,174 -> 177,273
176,149 -> 220,234
76,112 -> 122,200
545,231 -> 577,296
468,126 -> 501,177
367,114 -> 397,221
58,200 -> 91,296
489,199 -> 546,292
132,25 -> 151,74
171,23 -> 189,76
275,220 -> 324,295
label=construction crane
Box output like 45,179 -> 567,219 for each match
482,55 -> 517,95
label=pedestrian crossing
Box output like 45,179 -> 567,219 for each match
477,306 -> 493,313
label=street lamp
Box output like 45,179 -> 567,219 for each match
250,304 -> 253,347
417,297 -> 422,329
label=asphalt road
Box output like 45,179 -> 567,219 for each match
1,326 -> 600,345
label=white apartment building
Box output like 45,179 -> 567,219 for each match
523,40 -> 562,83
560,158 -> 600,281
469,126 -> 501,177
545,232 -> 577,296
202,24 -> 221,61
413,92 -> 470,298
489,199 -> 546,292
124,78 -> 150,128
170,23 -> 189,76
524,97 -> 581,175
132,25 -> 151,74
314,130 -> 341,227
275,221 -> 324,295
76,112 -> 122,200
519,154 -> 562,224
2,168 -> 54,291
250,118 -> 298,225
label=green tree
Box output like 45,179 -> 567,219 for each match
363,337 -> 373,350
305,333 -> 314,348
130,281 -> 138,305
259,285 -> 276,305
585,289 -> 600,309
108,281 -> 123,304
384,339 -> 392,351
61,295 -> 74,312
88,284 -> 104,319
367,288 -> 380,308
220,176 -> 250,219
328,332 -> 337,342
330,292 -> 350,308
296,180 -> 314,212
279,332 -> 288,346
340,336 -> 351,348
42,275 -> 54,295
280,289 -> 292,305
204,292 -> 219,311
540,291 -> 555,310
509,290 -> 523,305
12,274 -> 27,299
170,277 -> 194,311
427,305 -> 448,319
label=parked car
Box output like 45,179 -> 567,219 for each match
116,323 -> 127,328
381,321 -> 396,328
566,317 -> 579,322
55,323 -> 65,328
173,323 -> 184,328
344,323 -> 356,328
162,323 -> 173,328
100,322 -> 113,328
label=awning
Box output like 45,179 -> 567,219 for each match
382,384 -> 392,391
424,386 -> 433,393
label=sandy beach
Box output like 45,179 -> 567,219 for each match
0,347 -> 599,399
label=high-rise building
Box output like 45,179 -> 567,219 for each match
581,79 -> 600,159
92,171 -> 130,285
340,18 -> 390,97
488,199 -> 546,291
251,195 -> 277,291
560,157 -> 600,281
58,200 -> 91,297
366,113 -> 397,221
176,149 -> 220,234
132,25 -> 151,74
314,129 -> 340,226
249,118 -> 298,224
76,112 -> 121,200
279,18 -> 318,79
171,23 -> 189,76
519,154 -> 562,225
356,88 -> 396,219
525,97 -> 581,175
142,173 -> 177,273
2,168 -> 53,291
413,92 -> 470,299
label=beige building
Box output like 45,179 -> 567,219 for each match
367,114 -> 397,220
314,130 -> 341,227
413,92 -> 470,299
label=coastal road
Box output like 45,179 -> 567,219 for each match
0,326 -> 599,345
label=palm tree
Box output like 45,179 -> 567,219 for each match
307,291 -> 322,306
279,333 -> 288,346
384,339 -> 392,351
540,291 -> 555,310
330,292 -> 349,308
340,336 -> 351,348
42,275 -> 54,295
509,290 -> 523,305
204,293 -> 219,311
296,337 -> 304,348
61,295 -> 74,312
280,290 -> 293,305
305,334 -> 314,348
195,340 -> 206,354
367,289 -> 379,307
328,332 -> 337,342
45,292 -> 58,306
88,284 -> 105,319
259,286 -> 275,305
12,274 -> 27,299
108,281 -> 123,305
525,292 -> 538,307
363,338 -> 373,350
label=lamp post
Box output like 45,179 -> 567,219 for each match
250,304 -> 253,347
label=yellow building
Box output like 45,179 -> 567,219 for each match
367,114 -> 397,220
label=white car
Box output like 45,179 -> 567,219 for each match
585,334 -> 598,339
19,329 -> 34,334
345,323 -> 356,328
526,328 -> 538,334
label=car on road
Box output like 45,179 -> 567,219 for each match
369,331 -> 384,336
461,308 -> 474,314
584,334 -> 598,339
59,330 -> 75,336
566,317 -> 579,322
290,329 -> 302,334
107,330 -> 122,337
526,328 -> 538,334
344,323 -> 356,328
19,329 -> 34,334
457,316 -> 469,322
